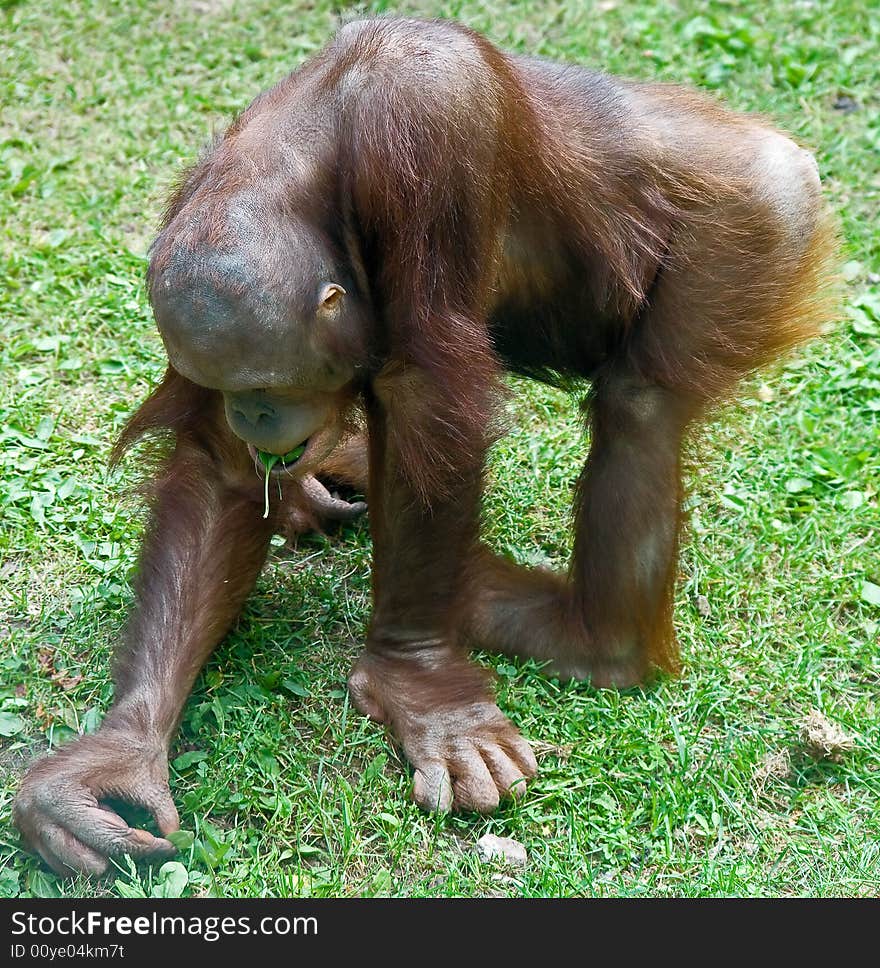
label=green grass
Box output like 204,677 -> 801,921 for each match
1,0 -> 878,898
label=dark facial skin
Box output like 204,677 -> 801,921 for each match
13,17 -> 836,876
149,190 -> 369,470
156,283 -> 358,476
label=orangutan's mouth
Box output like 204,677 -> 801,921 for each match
248,441 -> 309,477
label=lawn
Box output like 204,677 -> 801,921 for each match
0,0 -> 878,898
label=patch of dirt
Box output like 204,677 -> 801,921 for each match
530,739 -> 573,761
799,710 -> 856,762
753,749 -> 791,793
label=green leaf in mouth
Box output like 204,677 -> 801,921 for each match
257,444 -> 307,518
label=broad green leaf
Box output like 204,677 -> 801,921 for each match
151,861 -> 188,898
167,830 -> 195,851
172,750 -> 209,770
0,711 -> 25,736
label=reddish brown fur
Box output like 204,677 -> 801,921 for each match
14,17 -> 838,874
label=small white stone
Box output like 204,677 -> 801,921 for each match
476,834 -> 528,867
